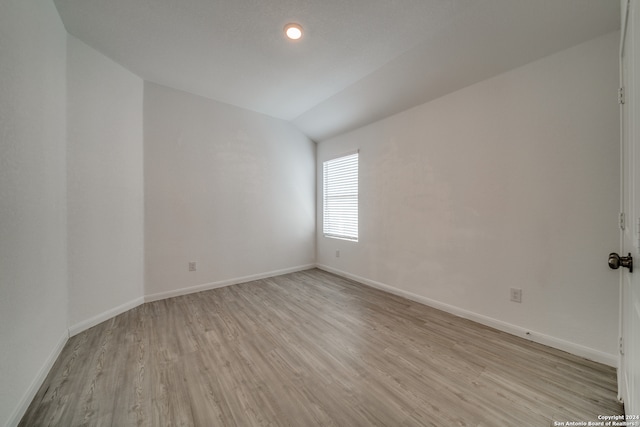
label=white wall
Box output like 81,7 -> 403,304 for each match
0,1 -> 69,426
66,35 -> 145,333
144,83 -> 315,299
317,31 -> 621,364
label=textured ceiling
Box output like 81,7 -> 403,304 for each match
53,0 -> 619,141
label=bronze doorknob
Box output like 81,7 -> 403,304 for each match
608,252 -> 633,273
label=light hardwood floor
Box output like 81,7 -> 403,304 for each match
20,269 -> 622,426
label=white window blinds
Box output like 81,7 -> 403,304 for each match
323,152 -> 359,241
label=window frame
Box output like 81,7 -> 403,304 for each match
322,151 -> 359,242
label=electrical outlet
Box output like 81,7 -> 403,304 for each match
188,261 -> 197,272
336,250 -> 340,258
510,288 -> 522,303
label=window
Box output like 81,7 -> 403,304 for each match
323,151 -> 358,241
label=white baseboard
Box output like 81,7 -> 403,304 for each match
6,330 -> 68,427
68,296 -> 145,337
316,264 -> 618,367
68,265 -> 317,336
144,264 -> 316,303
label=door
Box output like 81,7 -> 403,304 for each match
619,0 -> 640,415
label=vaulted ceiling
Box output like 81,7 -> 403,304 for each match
53,0 -> 619,141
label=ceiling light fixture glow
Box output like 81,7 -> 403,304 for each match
284,23 -> 303,40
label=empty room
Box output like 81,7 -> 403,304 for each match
2,0 -> 640,426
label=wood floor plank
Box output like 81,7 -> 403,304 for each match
20,269 -> 623,426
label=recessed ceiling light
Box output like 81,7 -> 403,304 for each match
284,23 -> 303,40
